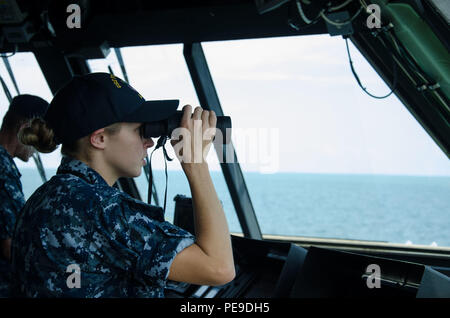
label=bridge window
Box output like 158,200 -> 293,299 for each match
199,34 -> 450,247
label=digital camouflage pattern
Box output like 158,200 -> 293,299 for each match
12,156 -> 195,297
0,145 -> 25,240
0,145 -> 26,297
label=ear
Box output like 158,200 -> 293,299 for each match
18,121 -> 29,131
89,128 -> 107,150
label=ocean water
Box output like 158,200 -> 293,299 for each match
19,168 -> 450,247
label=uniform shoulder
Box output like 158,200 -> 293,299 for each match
38,173 -> 104,204
0,148 -> 16,177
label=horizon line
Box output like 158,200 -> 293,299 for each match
17,166 -> 450,178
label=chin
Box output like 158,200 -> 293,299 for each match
133,168 -> 142,177
123,167 -> 142,179
18,154 -> 30,162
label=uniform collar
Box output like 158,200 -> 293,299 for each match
0,144 -> 21,179
56,155 -> 165,221
57,156 -> 109,187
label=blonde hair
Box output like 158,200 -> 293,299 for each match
19,118 -> 123,156
18,118 -> 57,153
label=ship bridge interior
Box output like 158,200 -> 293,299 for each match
0,0 -> 449,298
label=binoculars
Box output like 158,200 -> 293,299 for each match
141,111 -> 231,144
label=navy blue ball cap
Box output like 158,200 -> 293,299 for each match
9,94 -> 49,118
44,72 -> 179,144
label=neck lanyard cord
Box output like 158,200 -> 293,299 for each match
147,136 -> 173,213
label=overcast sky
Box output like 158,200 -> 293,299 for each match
1,34 -> 449,176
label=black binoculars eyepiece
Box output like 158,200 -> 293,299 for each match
141,111 -> 231,144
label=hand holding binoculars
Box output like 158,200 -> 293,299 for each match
141,111 -> 231,144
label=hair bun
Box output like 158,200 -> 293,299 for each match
18,118 -> 58,153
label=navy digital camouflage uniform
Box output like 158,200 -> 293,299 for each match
11,156 -> 195,297
0,145 -> 26,297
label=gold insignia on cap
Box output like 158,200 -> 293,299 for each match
110,74 -> 122,88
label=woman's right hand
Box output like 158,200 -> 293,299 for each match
170,105 -> 217,172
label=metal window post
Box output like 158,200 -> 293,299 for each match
183,42 -> 262,240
